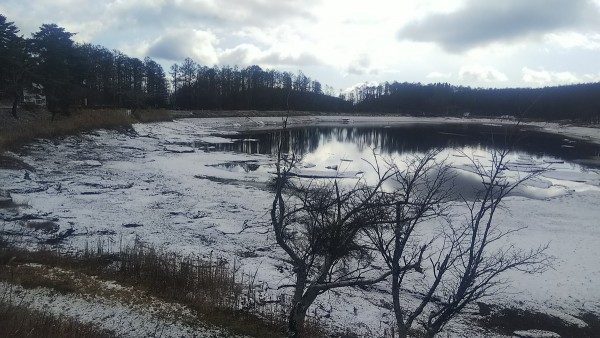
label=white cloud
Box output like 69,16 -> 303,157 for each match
217,43 -> 322,68
521,67 -> 595,86
346,54 -> 372,76
426,71 -> 453,79
102,0 -> 319,31
582,73 -> 600,82
259,51 -> 322,67
343,81 -> 380,94
544,31 -> 600,50
144,29 -> 219,65
2,0 -> 600,90
218,44 -> 263,66
522,68 -> 553,85
398,0 -> 597,52
459,65 -> 508,83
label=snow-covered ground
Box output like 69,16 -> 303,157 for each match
0,278 -> 243,337
1,116 -> 599,337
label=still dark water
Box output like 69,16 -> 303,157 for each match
210,123 -> 600,166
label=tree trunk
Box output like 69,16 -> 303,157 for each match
392,267 -> 412,338
287,287 -> 320,338
424,325 -> 441,338
11,92 -> 19,119
392,224 -> 409,338
287,302 -> 308,338
287,269 -> 307,338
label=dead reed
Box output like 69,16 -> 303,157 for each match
0,239 -> 299,337
0,300 -> 115,338
0,108 -> 172,152
99,243 -> 289,337
132,109 -> 173,122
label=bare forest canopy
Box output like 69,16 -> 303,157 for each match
1,15 -> 599,121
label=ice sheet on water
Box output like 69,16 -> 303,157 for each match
522,177 -> 553,189
505,163 -> 548,173
70,160 -> 102,167
163,145 -> 195,153
542,170 -> 600,183
199,136 -> 234,144
543,159 -> 564,164
288,168 -> 363,179
513,330 -> 561,338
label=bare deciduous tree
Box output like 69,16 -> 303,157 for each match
270,123 -> 393,338
270,117 -> 551,338
363,150 -> 454,338
369,147 -> 551,338
418,148 -> 552,338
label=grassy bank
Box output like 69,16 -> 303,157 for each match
0,108 -> 173,152
0,300 -> 115,338
0,239 -> 313,337
1,243 -> 597,338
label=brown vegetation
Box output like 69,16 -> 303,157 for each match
0,239 -> 320,338
132,109 -> 173,123
0,302 -> 115,338
0,108 -> 172,152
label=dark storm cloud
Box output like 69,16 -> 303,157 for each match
398,0 -> 599,52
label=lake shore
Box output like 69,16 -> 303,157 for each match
3,109 -> 599,151
197,114 -> 600,145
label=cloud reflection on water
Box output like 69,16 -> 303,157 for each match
210,124 -> 600,199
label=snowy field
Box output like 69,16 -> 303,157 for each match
1,116 -> 599,336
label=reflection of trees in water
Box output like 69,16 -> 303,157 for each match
216,125 -> 503,155
209,161 -> 260,173
211,125 -> 599,162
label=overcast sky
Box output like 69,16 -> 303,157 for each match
2,0 -> 600,92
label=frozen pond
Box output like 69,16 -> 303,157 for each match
1,116 -> 599,336
206,123 -> 600,200
214,123 -> 600,163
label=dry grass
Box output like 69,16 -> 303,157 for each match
132,109 -> 173,122
103,244 -> 291,337
0,240 -> 321,338
0,109 -> 133,151
0,108 -> 173,152
0,301 -> 115,338
0,242 -> 113,337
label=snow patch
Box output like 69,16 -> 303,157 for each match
513,329 -> 560,338
199,136 -> 234,144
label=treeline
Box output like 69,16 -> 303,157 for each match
0,15 -> 347,118
169,60 -> 349,111
0,15 -> 169,117
3,14 -> 600,121
347,81 -> 600,120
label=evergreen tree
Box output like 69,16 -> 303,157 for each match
30,23 -> 77,117
0,14 -> 28,118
